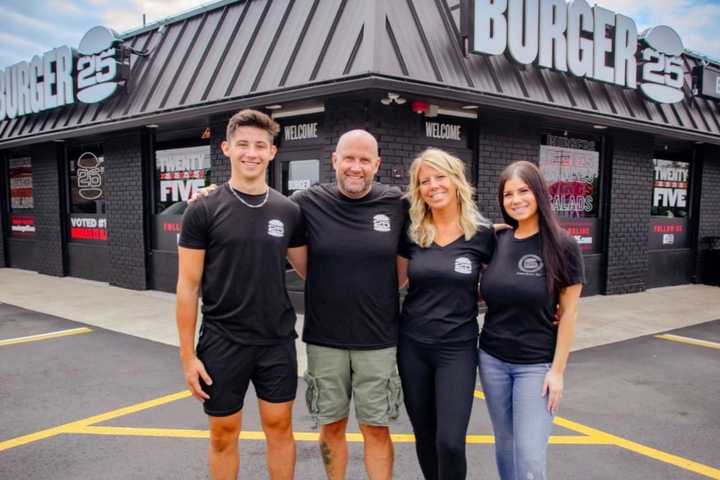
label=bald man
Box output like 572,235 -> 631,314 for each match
291,130 -> 407,480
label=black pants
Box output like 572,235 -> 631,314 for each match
397,336 -> 478,480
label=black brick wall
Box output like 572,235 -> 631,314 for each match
0,156 -> 6,268
476,117 -> 540,221
696,145 -> 720,282
105,130 -> 149,289
32,143 -> 65,276
604,133 -> 654,294
210,115 -> 231,185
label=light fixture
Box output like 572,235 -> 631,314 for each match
146,124 -> 159,129
380,92 -> 406,105
265,104 -> 282,110
461,105 -> 479,110
52,139 -> 66,143
593,124 -> 607,130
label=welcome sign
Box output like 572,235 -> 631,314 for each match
0,26 -> 129,122
463,0 -> 686,104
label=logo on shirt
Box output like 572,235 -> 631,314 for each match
517,254 -> 544,276
454,257 -> 472,274
267,219 -> 284,238
373,214 -> 391,232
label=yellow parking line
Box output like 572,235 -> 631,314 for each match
554,417 -> 720,479
655,334 -> 720,351
0,390 -> 190,452
65,426 -> 603,445
0,327 -> 92,347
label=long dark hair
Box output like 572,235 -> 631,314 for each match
498,161 -> 569,295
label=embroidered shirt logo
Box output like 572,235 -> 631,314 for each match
267,219 -> 284,238
517,254 -> 544,276
454,257 -> 472,274
373,214 -> 391,232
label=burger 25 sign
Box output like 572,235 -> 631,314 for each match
0,26 -> 129,122
462,0 -> 686,104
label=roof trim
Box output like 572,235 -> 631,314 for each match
1,74 -> 719,149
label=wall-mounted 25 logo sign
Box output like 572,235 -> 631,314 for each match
639,26 -> 685,104
77,27 -> 126,104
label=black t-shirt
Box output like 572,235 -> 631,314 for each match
291,183 -> 407,349
179,184 -> 305,345
399,226 -> 495,345
479,229 -> 585,363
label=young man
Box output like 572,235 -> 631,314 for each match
291,130 -> 407,480
176,109 -> 306,480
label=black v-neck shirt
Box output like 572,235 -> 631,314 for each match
291,183 -> 407,349
179,185 -> 306,345
399,226 -> 495,345
479,229 -> 585,363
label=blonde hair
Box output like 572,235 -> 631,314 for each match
406,148 -> 488,248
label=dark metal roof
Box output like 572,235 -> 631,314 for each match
2,0 -> 720,147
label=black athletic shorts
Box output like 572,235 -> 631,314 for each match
196,327 -> 298,417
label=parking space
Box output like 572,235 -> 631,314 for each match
1,304 -> 719,479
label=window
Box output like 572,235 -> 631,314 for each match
651,159 -> 689,217
9,157 -> 33,210
281,159 -> 319,196
539,135 -> 600,218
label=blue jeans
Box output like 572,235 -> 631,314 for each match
478,350 -> 554,480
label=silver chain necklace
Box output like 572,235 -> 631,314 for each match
227,183 -> 270,208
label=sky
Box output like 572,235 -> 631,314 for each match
1,0 -> 720,68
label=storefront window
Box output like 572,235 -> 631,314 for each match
651,159 -> 689,217
8,156 -> 35,237
539,134 -> 600,218
9,157 -> 33,210
649,158 -> 690,250
68,145 -> 107,242
282,159 -> 319,196
155,145 -> 211,215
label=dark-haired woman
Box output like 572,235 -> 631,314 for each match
478,160 -> 584,480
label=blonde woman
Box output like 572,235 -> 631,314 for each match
397,148 -> 494,479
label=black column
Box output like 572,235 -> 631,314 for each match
105,130 -> 150,290
0,155 -> 7,268
476,117 -> 540,221
32,143 -> 65,276
210,115 -> 231,185
604,133 -> 654,294
696,144 -> 720,283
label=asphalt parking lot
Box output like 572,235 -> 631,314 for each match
1,303 -> 719,479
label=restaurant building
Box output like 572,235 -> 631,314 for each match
1,0 -> 719,301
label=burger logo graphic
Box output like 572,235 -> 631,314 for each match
454,257 -> 472,274
76,152 -> 103,200
639,26 -> 685,104
76,26 -> 125,104
267,219 -> 285,238
373,214 -> 391,232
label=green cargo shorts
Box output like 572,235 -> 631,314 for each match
304,345 -> 403,426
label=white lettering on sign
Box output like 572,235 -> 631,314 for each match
468,0 -> 685,104
284,123 -> 318,141
0,26 -> 126,122
288,179 -> 311,191
425,122 -> 462,141
160,179 -> 207,202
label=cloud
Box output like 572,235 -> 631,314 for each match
0,32 -> 49,54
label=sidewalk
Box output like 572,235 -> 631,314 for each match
1,268 -> 719,370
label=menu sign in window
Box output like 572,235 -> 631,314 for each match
652,159 -> 689,218
9,157 -> 33,210
539,141 -> 600,218
155,145 -> 211,214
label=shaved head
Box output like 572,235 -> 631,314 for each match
336,129 -> 379,157
332,129 -> 381,198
